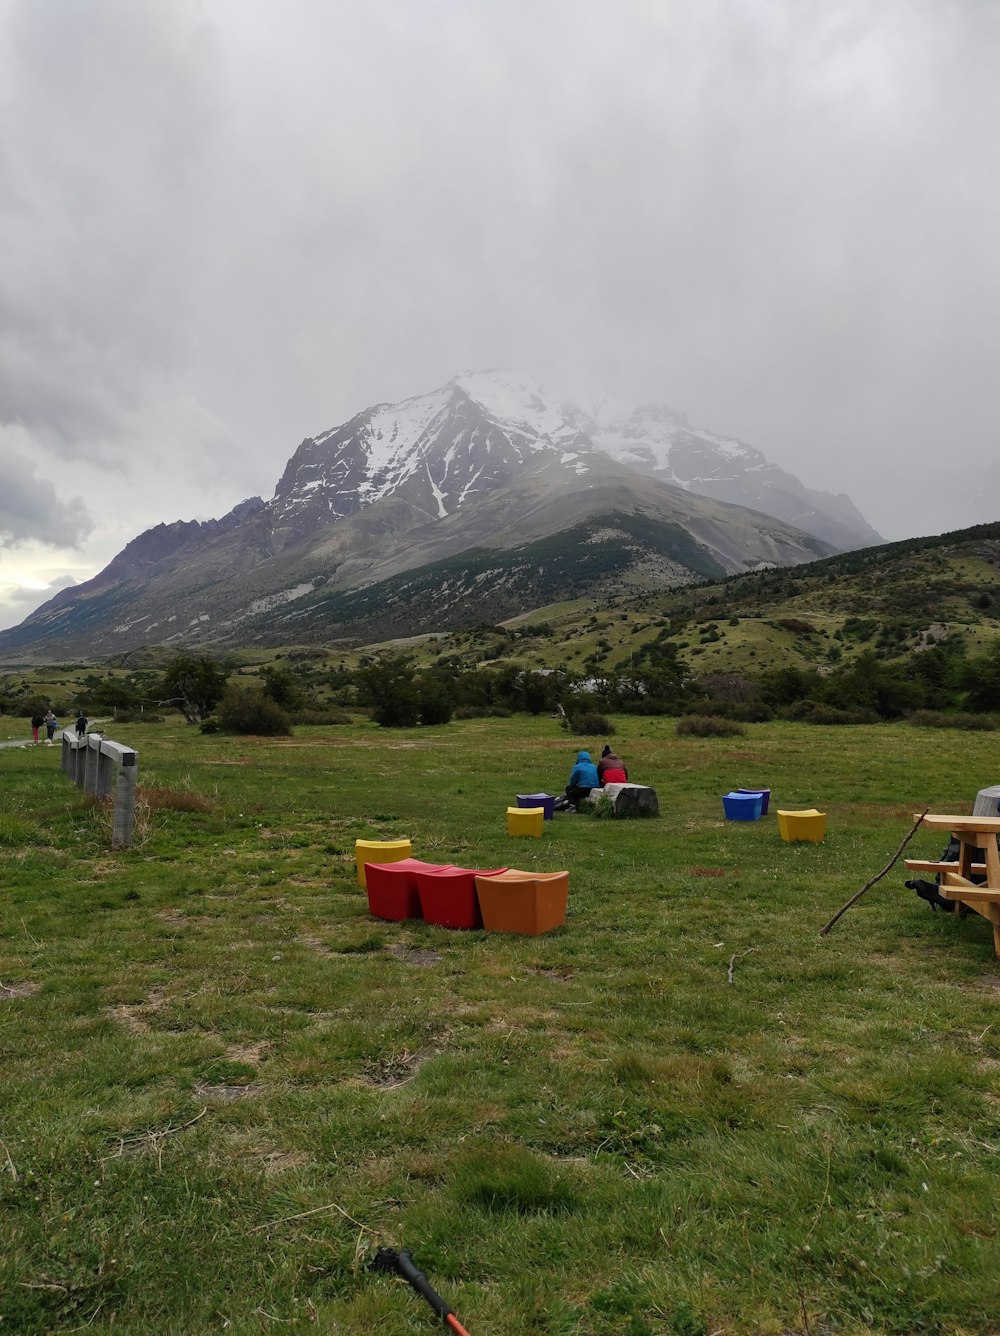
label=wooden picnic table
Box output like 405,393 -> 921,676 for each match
905,814 -> 1000,956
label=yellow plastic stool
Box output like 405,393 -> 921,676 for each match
355,838 -> 412,888
777,809 -> 826,843
506,806 -> 544,838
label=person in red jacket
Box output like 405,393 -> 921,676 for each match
598,745 -> 628,785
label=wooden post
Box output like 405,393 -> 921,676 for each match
96,750 -> 114,798
59,731 -> 138,847
83,734 -> 101,796
112,752 -> 138,849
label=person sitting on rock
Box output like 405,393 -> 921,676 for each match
597,744 -> 628,785
564,749 -> 600,810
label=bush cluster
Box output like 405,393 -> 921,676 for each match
675,716 -> 747,738
217,685 -> 292,736
782,702 -> 880,725
908,710 -> 996,732
565,712 -> 615,736
289,707 -> 354,726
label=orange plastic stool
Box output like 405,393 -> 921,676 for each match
474,869 -> 569,935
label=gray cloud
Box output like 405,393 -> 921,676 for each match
0,0 -> 998,617
0,437 -> 93,547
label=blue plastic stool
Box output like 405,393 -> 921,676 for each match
722,791 -> 763,822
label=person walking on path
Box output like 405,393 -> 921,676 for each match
44,710 -> 58,741
75,712 -> 88,738
30,711 -> 44,744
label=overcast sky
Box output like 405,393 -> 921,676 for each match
1,0 -> 998,631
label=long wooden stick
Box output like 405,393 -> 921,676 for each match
819,808 -> 929,936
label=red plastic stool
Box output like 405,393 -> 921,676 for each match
365,859 -> 453,921
414,866 -> 507,930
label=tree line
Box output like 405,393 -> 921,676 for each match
5,631 -> 1000,733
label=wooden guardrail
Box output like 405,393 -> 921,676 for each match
60,729 -> 139,849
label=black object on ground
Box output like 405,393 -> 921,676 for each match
370,1247 -> 471,1334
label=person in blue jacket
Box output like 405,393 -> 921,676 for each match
564,750 -> 600,810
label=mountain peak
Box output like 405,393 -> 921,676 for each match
0,370 -> 882,658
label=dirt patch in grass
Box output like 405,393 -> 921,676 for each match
689,866 -> 731,878
225,1041 -> 271,1066
249,1145 -> 311,1175
361,1048 -> 434,1089
977,974 -> 1000,990
295,932 -> 336,955
0,980 -> 38,999
156,910 -> 218,927
388,944 -> 442,966
140,786 -> 215,813
524,965 -> 575,981
193,1081 -> 258,1103
105,986 -> 172,1034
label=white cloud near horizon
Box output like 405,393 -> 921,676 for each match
1,0 -> 998,631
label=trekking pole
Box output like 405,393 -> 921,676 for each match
370,1247 -> 471,1334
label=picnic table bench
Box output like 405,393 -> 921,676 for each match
905,813 -> 1000,956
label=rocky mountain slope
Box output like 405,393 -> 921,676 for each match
0,372 -> 878,660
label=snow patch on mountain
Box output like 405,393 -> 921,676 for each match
248,582 -> 316,616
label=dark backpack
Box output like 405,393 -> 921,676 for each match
906,836 -> 987,913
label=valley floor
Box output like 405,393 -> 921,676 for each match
1,717 -> 998,1334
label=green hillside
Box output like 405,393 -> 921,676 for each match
5,521 -> 1000,720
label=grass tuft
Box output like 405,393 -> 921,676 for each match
451,1143 -> 578,1215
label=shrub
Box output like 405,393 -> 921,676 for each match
564,712 -> 615,736
585,792 -> 618,820
417,680 -> 454,726
776,618 -> 818,635
356,654 -> 419,727
217,685 -> 292,736
783,702 -> 880,725
730,702 -> 774,723
675,716 -> 747,738
138,786 -> 215,813
908,709 -> 996,732
289,708 -> 354,726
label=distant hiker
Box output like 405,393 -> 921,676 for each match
598,744 -> 628,785
44,710 -> 58,741
75,712 -> 88,737
562,749 -> 599,810
30,711 -> 44,744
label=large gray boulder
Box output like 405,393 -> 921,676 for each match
588,782 -> 659,818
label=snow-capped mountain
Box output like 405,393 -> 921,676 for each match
265,370 -> 879,553
0,371 -> 879,658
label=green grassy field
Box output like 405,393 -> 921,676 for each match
2,717 -> 999,1334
